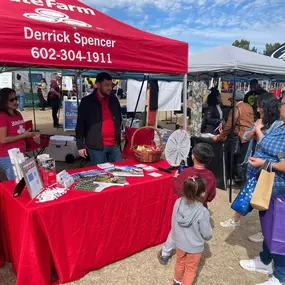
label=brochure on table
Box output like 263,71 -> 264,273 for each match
71,169 -> 129,192
105,166 -> 144,177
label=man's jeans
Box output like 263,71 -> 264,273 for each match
88,146 -> 122,166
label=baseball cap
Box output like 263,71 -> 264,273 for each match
229,89 -> 245,102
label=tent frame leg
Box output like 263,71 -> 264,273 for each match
229,70 -> 237,203
183,74 -> 188,131
130,75 -> 148,128
28,68 -> 38,132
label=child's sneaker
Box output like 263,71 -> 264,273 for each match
173,280 -> 182,285
157,249 -> 175,265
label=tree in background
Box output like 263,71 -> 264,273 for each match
263,43 -> 282,55
232,39 -> 257,53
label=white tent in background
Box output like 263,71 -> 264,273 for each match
188,45 -> 285,79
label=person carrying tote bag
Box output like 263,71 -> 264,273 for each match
251,161 -> 275,211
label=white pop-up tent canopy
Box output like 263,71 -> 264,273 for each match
188,45 -> 285,79
188,44 -> 285,203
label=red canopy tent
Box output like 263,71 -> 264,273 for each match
0,0 -> 188,74
0,0 -> 189,129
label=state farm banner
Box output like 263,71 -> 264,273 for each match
0,0 -> 188,74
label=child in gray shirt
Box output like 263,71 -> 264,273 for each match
172,175 -> 212,285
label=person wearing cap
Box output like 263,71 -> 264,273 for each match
75,72 -> 122,166
212,90 -> 254,181
244,79 -> 267,119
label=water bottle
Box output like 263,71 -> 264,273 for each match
178,160 -> 186,174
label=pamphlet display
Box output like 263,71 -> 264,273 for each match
20,158 -> 44,199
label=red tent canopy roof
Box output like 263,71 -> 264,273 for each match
0,0 -> 188,74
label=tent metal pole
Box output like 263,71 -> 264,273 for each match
79,71 -> 83,99
28,68 -> 38,131
75,71 -> 80,110
130,75 -> 147,128
57,70 -> 63,125
183,74 -> 188,131
229,69 -> 237,203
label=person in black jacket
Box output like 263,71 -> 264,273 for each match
201,87 -> 223,134
75,72 -> 122,165
244,79 -> 267,120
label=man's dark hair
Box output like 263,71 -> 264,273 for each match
192,143 -> 214,165
95,72 -> 112,84
207,87 -> 220,106
16,74 -> 21,80
250,79 -> 258,85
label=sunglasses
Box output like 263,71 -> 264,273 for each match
9,97 -> 18,103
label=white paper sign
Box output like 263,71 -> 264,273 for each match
0,72 -> 13,88
127,79 -> 147,112
158,81 -> 182,111
62,76 -> 73,91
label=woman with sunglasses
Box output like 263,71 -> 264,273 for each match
0,88 -> 39,180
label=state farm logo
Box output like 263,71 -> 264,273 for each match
24,8 -> 92,28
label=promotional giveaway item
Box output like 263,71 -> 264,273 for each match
37,154 -> 57,187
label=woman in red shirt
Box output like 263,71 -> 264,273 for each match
0,88 -> 39,180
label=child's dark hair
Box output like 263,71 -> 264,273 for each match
183,175 -> 206,203
192,143 -> 214,165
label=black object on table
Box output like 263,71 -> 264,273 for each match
187,137 -> 227,190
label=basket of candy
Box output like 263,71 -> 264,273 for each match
131,126 -> 163,163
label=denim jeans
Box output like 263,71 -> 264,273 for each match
16,93 -> 25,111
260,241 -> 285,282
88,146 -> 122,166
0,156 -> 15,181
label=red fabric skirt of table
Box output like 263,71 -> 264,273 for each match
0,160 -> 177,285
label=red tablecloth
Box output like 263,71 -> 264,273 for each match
0,160 -> 176,285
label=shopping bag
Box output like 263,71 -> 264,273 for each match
231,173 -> 257,216
260,195 -> 285,255
250,168 -> 275,211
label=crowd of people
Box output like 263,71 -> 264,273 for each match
0,72 -> 285,285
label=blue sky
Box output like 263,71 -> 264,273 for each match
85,0 -> 285,54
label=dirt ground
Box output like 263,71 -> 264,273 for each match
0,108 -> 267,285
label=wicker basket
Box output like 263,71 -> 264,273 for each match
131,126 -> 163,163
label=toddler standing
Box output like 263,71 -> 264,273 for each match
172,175 -> 212,285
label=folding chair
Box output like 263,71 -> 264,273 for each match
25,120 -> 53,158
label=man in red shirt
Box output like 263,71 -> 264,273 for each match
76,72 -> 122,165
50,73 -> 62,128
158,143 -> 216,265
